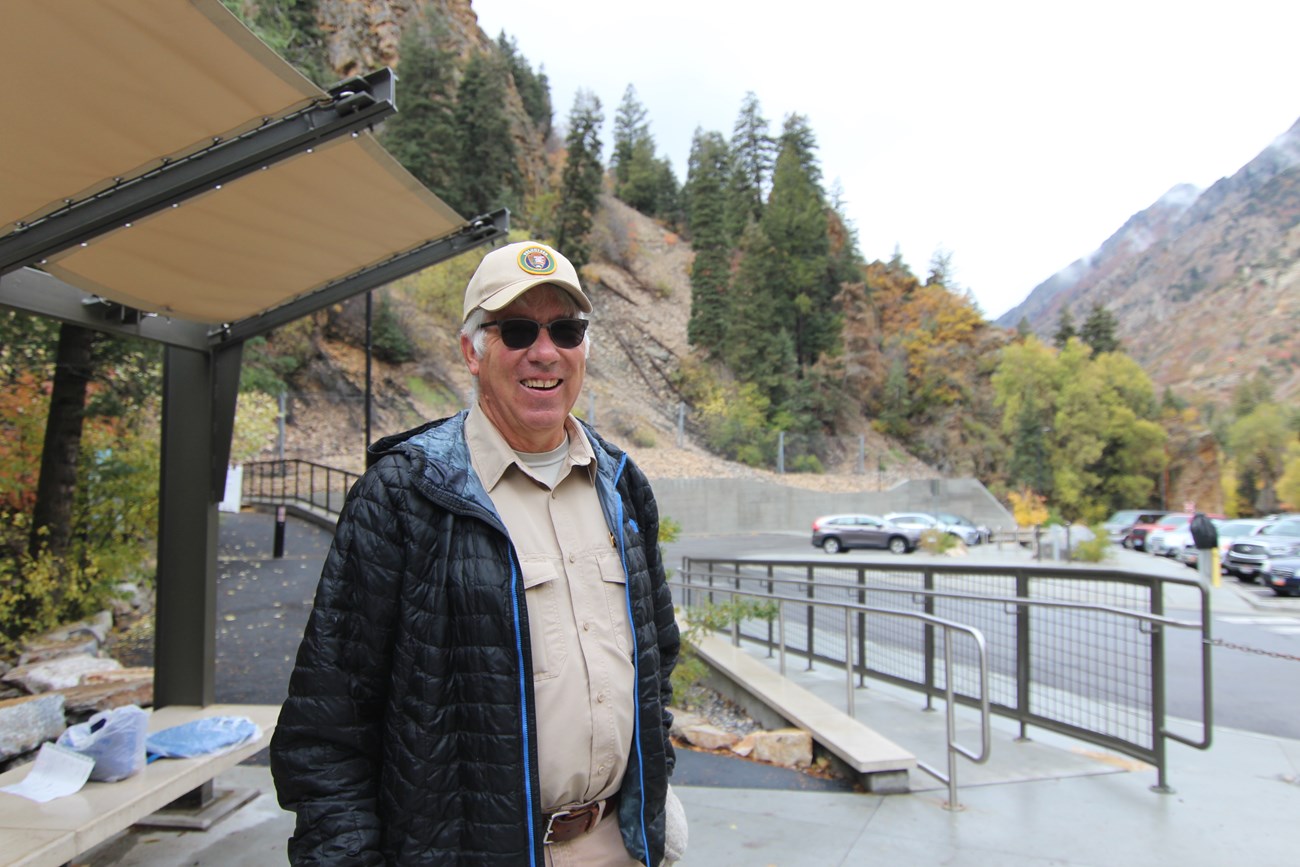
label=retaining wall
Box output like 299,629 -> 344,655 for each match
648,476 -> 1015,537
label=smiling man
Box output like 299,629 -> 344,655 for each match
270,241 -> 683,866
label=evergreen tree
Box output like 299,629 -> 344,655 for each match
1080,302 -> 1121,354
381,16 -> 459,202
1052,307 -> 1077,349
760,114 -> 835,371
611,85 -> 679,220
221,0 -> 329,86
611,85 -> 650,188
495,32 -> 552,136
684,129 -> 731,351
555,90 -> 604,270
453,52 -> 521,217
723,221 -> 797,407
723,92 -> 775,243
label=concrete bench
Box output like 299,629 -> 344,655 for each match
691,632 -> 915,793
0,703 -> 279,867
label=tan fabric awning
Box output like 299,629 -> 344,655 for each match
1,0 -> 465,326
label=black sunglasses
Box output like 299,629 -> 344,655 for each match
481,317 -> 589,350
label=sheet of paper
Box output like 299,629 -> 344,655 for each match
0,742 -> 95,803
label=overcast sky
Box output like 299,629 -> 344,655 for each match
472,0 -> 1300,320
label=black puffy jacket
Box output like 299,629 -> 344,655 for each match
270,412 -> 679,865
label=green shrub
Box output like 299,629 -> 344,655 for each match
671,598 -> 778,709
919,527 -> 957,554
1071,526 -> 1112,563
788,453 -> 824,474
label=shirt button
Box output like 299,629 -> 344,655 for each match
583,621 -> 591,632
568,553 -> 576,563
597,692 -> 606,703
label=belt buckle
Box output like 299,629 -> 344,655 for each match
543,808 -> 572,845
543,801 -> 600,845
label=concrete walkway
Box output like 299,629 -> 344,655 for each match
74,518 -> 1300,866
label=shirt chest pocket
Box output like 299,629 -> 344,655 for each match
597,552 -> 635,656
521,561 -> 568,681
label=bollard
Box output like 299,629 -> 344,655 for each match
274,505 -> 286,559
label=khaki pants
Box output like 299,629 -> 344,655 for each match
544,808 -> 645,867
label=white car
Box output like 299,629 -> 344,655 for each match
1146,514 -> 1193,557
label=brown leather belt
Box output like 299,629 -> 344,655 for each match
543,794 -> 618,845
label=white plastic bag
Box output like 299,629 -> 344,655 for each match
56,704 -> 149,782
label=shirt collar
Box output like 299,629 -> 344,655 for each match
465,405 -> 595,491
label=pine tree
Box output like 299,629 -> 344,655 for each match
724,222 -> 798,409
760,114 -> 835,370
1053,308 -> 1077,349
555,90 -> 604,270
495,32 -> 552,136
611,85 -> 650,188
453,52 -> 521,217
1080,302 -> 1121,354
381,16 -> 459,203
611,85 -> 679,220
724,92 -> 775,243
684,129 -> 731,351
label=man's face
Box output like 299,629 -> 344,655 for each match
460,287 -> 586,452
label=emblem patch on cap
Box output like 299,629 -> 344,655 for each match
518,246 -> 557,276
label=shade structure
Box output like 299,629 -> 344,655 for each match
1,0 -> 474,329
0,0 -> 510,715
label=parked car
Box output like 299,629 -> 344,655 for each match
811,514 -> 921,555
1105,510 -> 1167,544
1123,514 -> 1172,551
932,512 -> 991,545
882,511 -> 989,545
1145,514 -> 1194,557
1261,555 -> 1300,597
1224,517 -> 1300,583
882,512 -> 940,533
1211,519 -> 1271,581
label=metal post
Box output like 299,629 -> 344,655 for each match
365,290 -> 373,454
677,402 -> 685,447
1150,582 -> 1173,793
777,431 -> 785,474
277,391 -> 286,461
942,630 -> 961,810
844,609 -> 855,718
805,564 -> 815,670
273,505 -> 286,558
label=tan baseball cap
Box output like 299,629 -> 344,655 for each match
461,241 -> 592,322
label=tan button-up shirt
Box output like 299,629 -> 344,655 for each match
465,407 -> 636,812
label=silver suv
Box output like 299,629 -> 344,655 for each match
1224,516 -> 1300,582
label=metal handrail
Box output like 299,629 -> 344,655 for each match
677,556 -> 1213,793
673,578 -> 990,809
241,458 -> 361,517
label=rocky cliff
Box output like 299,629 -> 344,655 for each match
1000,118 -> 1300,405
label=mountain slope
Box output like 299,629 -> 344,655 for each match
999,117 -> 1300,404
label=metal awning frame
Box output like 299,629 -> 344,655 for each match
0,46 -> 510,709
0,68 -> 399,277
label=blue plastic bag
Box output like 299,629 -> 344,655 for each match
146,716 -> 259,760
57,704 -> 149,782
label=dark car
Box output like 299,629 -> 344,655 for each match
1105,510 -> 1167,545
811,514 -> 921,555
1224,517 -> 1300,582
1261,555 -> 1300,597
